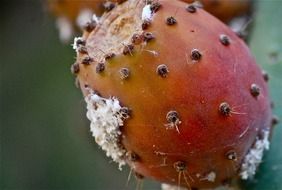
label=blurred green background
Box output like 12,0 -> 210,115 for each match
0,0 -> 159,189
241,1 -> 282,190
0,0 -> 281,190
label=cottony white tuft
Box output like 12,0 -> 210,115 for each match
240,130 -> 270,179
92,14 -> 100,24
204,171 -> 216,182
72,37 -> 84,52
85,90 -> 129,170
142,4 -> 153,21
76,9 -> 93,29
161,183 -> 187,190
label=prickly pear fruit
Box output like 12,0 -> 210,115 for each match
47,0 -> 126,42
182,0 -> 251,23
47,0 -> 103,21
71,0 -> 273,189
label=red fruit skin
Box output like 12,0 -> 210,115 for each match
74,0 -> 272,188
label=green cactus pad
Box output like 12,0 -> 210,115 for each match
241,1 -> 282,190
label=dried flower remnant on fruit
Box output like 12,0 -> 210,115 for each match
85,90 -> 130,169
240,130 -> 270,179
74,1 -> 148,64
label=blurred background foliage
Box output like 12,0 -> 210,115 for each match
0,0 -> 159,189
240,1 -> 282,190
0,0 -> 281,190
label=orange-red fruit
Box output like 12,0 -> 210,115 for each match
47,0 -> 126,42
47,0 -> 104,21
47,0 -> 126,19
182,0 -> 251,22
73,0 -> 272,189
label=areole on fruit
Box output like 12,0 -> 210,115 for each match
72,0 -> 273,189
